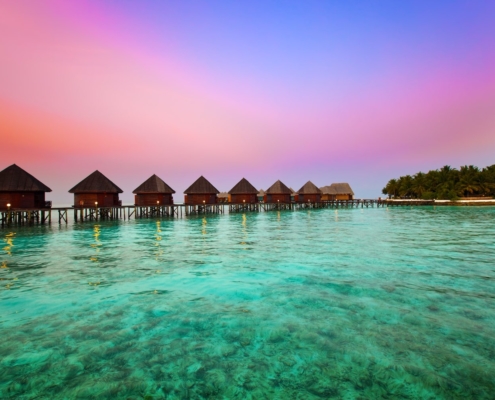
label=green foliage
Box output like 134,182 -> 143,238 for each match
382,165 -> 495,199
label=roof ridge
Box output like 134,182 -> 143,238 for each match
266,179 -> 291,194
184,176 -> 220,194
0,164 -> 52,192
297,180 -> 322,194
133,174 -> 175,194
68,170 -> 123,193
228,177 -> 258,194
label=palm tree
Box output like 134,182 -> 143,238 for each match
383,164 -> 495,200
456,180 -> 480,197
399,175 -> 413,198
382,179 -> 399,198
436,181 -> 455,199
457,165 -> 481,196
480,166 -> 495,196
411,172 -> 426,198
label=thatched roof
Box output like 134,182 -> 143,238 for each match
320,183 -> 354,195
0,164 -> 51,192
184,176 -> 219,194
69,170 -> 123,193
297,181 -> 322,194
266,180 -> 291,194
133,174 -> 175,194
320,186 -> 335,194
218,192 -> 229,199
258,189 -> 265,196
228,178 -> 258,194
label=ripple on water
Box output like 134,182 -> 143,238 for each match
1,207 -> 495,398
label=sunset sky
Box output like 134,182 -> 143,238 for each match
1,0 -> 495,204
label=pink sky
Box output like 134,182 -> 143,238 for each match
1,1 -> 495,203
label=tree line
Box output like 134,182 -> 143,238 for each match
382,165 -> 495,200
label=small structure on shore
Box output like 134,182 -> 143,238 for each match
264,180 -> 292,203
257,189 -> 266,202
184,176 -> 219,205
320,183 -> 354,201
0,164 -> 52,209
296,181 -> 322,203
69,170 -> 123,207
133,174 -> 175,206
228,178 -> 259,203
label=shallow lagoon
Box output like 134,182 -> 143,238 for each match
1,207 -> 495,399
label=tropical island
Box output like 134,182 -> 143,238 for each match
382,165 -> 495,200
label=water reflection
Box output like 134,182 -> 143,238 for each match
155,221 -> 163,260
90,225 -> 101,262
1,232 -> 21,290
3,232 -> 15,257
1,232 -> 15,275
241,214 -> 247,247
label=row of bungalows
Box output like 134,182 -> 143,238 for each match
0,164 -> 353,209
70,171 -> 179,207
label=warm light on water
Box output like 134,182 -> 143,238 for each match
1,207 -> 495,398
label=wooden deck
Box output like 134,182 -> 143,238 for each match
0,200 -> 391,226
3,198 -> 493,226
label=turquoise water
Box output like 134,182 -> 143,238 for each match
1,207 -> 495,399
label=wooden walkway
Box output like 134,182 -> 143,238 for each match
1,200 -> 388,226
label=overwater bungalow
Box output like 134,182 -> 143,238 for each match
69,170 -> 123,207
133,174 -> 175,206
264,180 -> 292,203
296,181 -> 322,203
228,178 -> 259,203
184,176 -> 219,205
320,183 -> 354,201
0,164 -> 52,210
